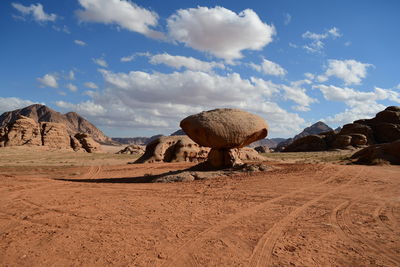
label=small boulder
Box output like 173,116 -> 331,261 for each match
117,145 -> 145,155
135,136 -> 210,164
254,145 -> 270,153
351,140 -> 400,165
74,133 -> 102,153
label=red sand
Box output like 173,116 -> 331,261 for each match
0,162 -> 399,266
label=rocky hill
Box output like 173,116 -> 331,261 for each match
276,121 -> 333,150
283,106 -> 400,153
0,104 -> 111,144
112,135 -> 163,145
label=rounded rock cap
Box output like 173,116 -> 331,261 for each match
180,108 -> 268,149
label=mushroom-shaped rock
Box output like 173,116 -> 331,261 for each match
180,109 -> 268,168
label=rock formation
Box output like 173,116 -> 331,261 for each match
276,121 -> 333,151
117,144 -> 146,155
180,108 -> 268,168
254,145 -> 270,153
0,104 -> 112,144
135,136 -> 210,163
0,116 -> 41,147
283,106 -> 400,152
0,115 -> 101,152
351,140 -> 400,165
74,133 -> 102,153
41,122 -> 71,149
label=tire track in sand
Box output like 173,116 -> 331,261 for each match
331,199 -> 400,266
162,165 -> 350,267
249,167 -> 365,267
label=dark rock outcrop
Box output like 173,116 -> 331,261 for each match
254,145 -> 270,153
351,140 -> 400,165
276,121 -> 333,151
283,106 -> 400,152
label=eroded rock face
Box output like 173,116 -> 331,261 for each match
180,109 -> 268,167
0,116 -> 41,147
41,122 -> 71,149
135,136 -> 210,164
0,115 -> 101,152
351,140 -> 400,165
74,133 -> 102,153
117,145 -> 145,155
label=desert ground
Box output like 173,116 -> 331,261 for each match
0,146 -> 399,267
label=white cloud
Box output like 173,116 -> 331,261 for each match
0,97 -> 39,114
344,41 -> 351,47
315,84 -> 400,125
281,80 -> 317,111
328,27 -> 342,38
76,0 -> 163,39
304,72 -> 315,80
93,57 -> 108,67
68,70 -> 75,80
12,2 -> 57,22
84,82 -> 98,89
56,69 -> 305,137
66,83 -> 78,92
120,52 -> 151,62
302,27 -> 342,53
167,6 -> 275,61
121,55 -> 135,62
55,100 -> 106,116
323,103 -> 386,126
52,25 -> 70,34
249,59 -> 287,77
148,53 -> 225,72
74,40 -> 87,46
37,74 -> 58,88
283,13 -> 291,25
317,59 -> 373,85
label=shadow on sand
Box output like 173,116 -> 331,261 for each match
54,163 -> 226,184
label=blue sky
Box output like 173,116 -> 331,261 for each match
1,0 -> 399,138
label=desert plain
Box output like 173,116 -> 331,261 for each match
0,146 -> 399,267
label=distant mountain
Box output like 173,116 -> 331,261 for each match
276,121 -> 333,151
293,121 -> 333,140
112,134 -> 163,145
0,104 -> 112,144
248,138 -> 286,148
170,129 -> 185,136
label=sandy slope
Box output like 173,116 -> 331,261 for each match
0,160 -> 399,266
